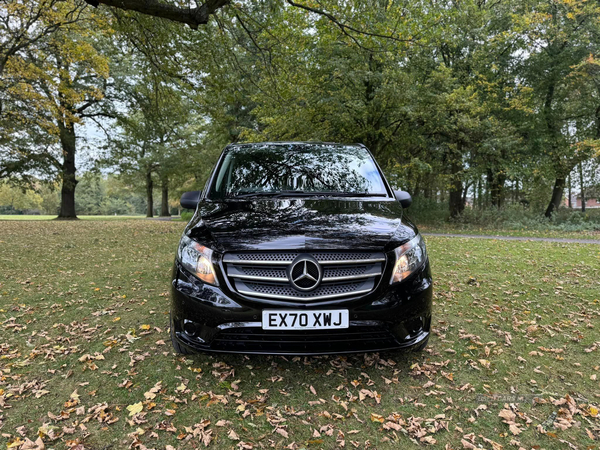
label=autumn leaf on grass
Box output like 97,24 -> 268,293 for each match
461,439 -> 476,449
78,353 -> 104,363
127,402 -> 143,416
275,427 -> 289,438
227,429 -> 240,440
498,409 -> 515,422
478,359 -> 491,369
420,435 -> 437,445
371,413 -> 384,423
7,439 -> 24,449
144,381 -> 162,400
499,408 -> 522,435
19,437 -> 45,450
479,434 -> 504,450
64,390 -> 80,407
140,324 -> 151,330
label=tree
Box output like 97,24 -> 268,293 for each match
0,3 -> 113,218
102,58 -> 207,217
509,0 -> 600,217
0,181 -> 43,212
0,0 -> 87,115
204,0 -> 521,217
6,0 -> 595,224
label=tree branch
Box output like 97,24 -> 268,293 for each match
84,0 -> 230,29
286,0 -> 411,44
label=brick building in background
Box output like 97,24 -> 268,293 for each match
566,192 -> 600,209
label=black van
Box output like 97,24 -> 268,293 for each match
170,142 -> 432,355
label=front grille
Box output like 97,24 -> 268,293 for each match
242,281 -> 367,298
211,326 -> 399,353
223,251 -> 386,302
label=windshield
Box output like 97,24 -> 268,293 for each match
209,144 -> 389,199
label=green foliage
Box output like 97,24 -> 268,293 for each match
180,210 -> 194,222
3,0 -> 600,222
411,200 -> 600,233
0,182 -> 43,212
74,173 -> 146,216
190,0 -> 600,218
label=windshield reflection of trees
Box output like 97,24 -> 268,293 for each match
222,145 -> 378,196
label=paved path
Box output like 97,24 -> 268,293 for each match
423,233 -> 600,245
146,216 -> 181,221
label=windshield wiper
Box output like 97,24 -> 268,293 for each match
232,190 -> 387,198
231,190 -> 309,198
330,192 -> 388,197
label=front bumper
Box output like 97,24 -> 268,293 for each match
170,261 -> 432,356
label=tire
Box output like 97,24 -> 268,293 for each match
170,312 -> 193,355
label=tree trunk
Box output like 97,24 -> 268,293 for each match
449,162 -> 464,218
542,78 -> 562,218
568,174 -> 572,209
413,175 -> 421,199
449,187 -> 464,218
160,177 -> 170,217
57,123 -> 78,219
487,168 -> 506,208
544,177 -> 565,218
462,182 -> 471,207
146,168 -> 154,218
424,178 -> 432,200
579,163 -> 586,213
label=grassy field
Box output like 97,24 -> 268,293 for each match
1,221 -> 599,450
0,215 -> 146,221
418,225 -> 600,241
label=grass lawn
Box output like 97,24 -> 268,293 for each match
0,215 -> 146,221
418,225 -> 600,241
1,221 -> 599,450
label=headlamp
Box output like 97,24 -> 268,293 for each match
391,234 -> 427,283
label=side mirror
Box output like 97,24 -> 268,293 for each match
180,190 -> 201,210
394,190 -> 412,208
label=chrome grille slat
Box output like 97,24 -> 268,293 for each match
223,251 -> 385,302
229,274 -> 289,282
319,258 -> 385,265
323,272 -> 381,282
222,258 -> 385,265
222,259 -> 291,266
227,265 -> 288,282
237,288 -> 373,302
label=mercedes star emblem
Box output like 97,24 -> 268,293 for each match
288,254 -> 323,291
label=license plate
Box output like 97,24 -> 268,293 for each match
262,310 -> 349,330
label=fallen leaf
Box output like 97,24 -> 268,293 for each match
127,402 -> 143,416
